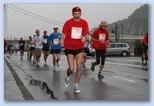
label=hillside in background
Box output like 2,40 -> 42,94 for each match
108,4 -> 149,36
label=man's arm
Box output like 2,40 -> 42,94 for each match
61,34 -> 66,46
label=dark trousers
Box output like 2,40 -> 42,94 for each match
94,49 -> 106,65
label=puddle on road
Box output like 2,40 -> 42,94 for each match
29,78 -> 58,100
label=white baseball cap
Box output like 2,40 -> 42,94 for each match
53,25 -> 58,28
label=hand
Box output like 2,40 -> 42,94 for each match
60,40 -> 64,46
81,36 -> 86,43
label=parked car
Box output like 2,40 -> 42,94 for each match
61,43 -> 130,57
106,43 -> 130,56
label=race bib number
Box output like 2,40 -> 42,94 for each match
43,39 -> 47,44
99,34 -> 106,41
53,38 -> 59,45
71,27 -> 82,39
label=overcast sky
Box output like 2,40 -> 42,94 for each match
5,3 -> 144,39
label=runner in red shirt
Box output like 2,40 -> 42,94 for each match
142,32 -> 148,61
62,6 -> 89,94
143,33 -> 148,47
91,21 -> 109,79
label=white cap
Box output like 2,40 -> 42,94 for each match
53,25 -> 58,28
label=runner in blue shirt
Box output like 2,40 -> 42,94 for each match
49,25 -> 62,71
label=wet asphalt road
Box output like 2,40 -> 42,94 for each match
4,52 -> 149,101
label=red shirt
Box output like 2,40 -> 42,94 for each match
91,28 -> 109,49
62,18 -> 89,50
143,34 -> 148,46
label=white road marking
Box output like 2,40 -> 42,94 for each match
106,61 -> 144,68
107,58 -> 140,63
112,76 -> 136,83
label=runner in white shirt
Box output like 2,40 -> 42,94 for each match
34,29 -> 43,67
31,35 -> 36,64
27,35 -> 35,62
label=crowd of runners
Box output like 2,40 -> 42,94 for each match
4,6 -> 148,94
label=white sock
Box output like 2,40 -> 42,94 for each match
67,76 -> 71,80
74,83 -> 79,87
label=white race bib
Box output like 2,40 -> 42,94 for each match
99,34 -> 106,41
43,39 -> 47,44
71,27 -> 82,39
53,38 -> 59,45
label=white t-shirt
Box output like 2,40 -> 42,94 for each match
34,36 -> 43,49
14,44 -> 19,49
31,36 -> 36,47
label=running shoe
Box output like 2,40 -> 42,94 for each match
73,84 -> 81,94
91,63 -> 95,71
98,72 -> 104,79
64,77 -> 71,88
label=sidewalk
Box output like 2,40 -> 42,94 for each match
4,55 -> 52,101
4,61 -> 25,101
